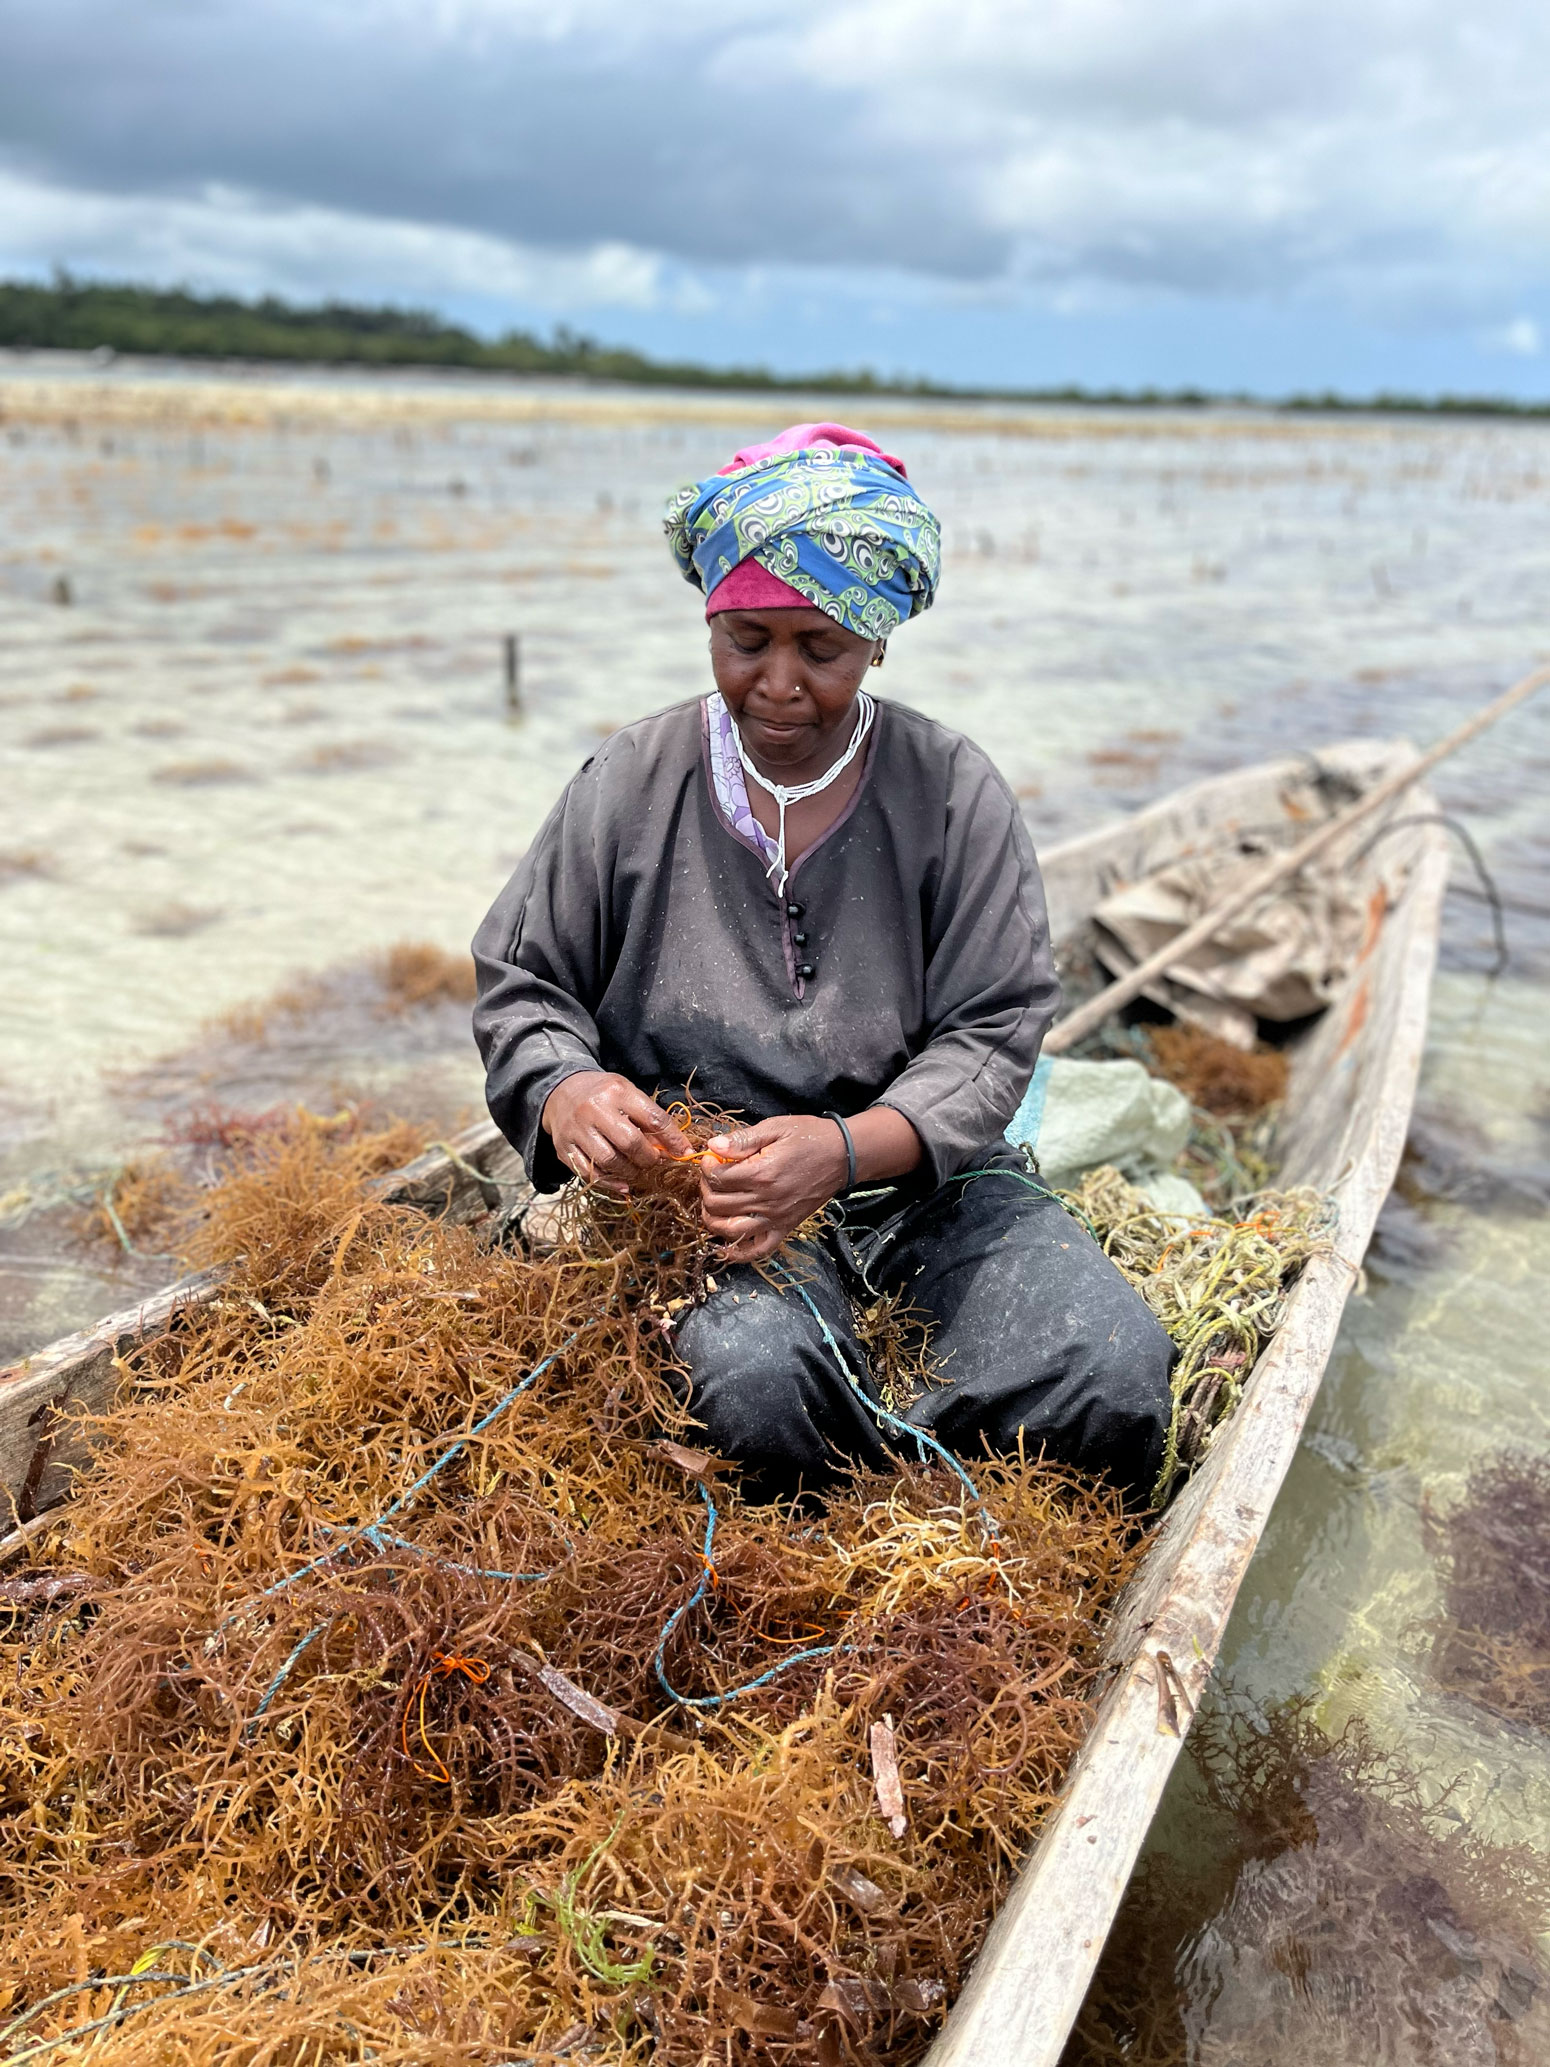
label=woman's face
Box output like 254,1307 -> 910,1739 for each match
709,608 -> 879,778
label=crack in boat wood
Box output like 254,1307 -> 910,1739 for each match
17,1384 -> 72,1524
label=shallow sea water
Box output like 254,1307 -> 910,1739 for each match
3,357 -> 1550,2055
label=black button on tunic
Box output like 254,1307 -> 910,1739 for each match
472,695 -> 1060,1193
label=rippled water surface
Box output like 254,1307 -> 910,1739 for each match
4,357 -> 1550,2054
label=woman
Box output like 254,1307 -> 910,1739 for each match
473,423 -> 1173,1502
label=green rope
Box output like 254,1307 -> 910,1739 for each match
517,1810 -> 657,1987
942,1160 -> 1104,1246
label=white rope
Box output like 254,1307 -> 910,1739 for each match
732,691 -> 875,897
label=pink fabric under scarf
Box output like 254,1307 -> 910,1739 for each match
704,557 -> 812,614
717,422 -> 909,480
704,421 -> 909,616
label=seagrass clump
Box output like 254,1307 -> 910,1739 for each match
1,1110 -> 1143,2066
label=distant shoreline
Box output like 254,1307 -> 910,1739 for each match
4,275 -> 1548,422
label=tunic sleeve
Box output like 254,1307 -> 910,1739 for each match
873,745 -> 1060,1185
471,763 -> 613,1192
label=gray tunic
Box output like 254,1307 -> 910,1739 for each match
472,695 -> 1060,1193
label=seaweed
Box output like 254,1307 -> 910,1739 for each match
0,1108 -> 1141,2065
1427,1452 -> 1550,1731
1058,1166 -> 1333,1504
1145,1023 -> 1289,1119
0,1101 -> 1331,2062
375,941 -> 478,1013
1064,1697 -> 1550,2066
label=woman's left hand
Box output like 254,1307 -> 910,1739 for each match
698,1116 -> 849,1263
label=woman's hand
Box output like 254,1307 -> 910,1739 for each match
698,1116 -> 850,1263
542,1072 -> 694,1192
700,1106 -> 924,1262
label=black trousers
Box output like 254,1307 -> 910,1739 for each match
675,1148 -> 1175,1504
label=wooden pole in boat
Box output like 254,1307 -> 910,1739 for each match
1045,660 -> 1550,1054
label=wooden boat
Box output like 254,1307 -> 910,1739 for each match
0,739 -> 1449,2064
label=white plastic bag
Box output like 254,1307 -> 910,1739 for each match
1006,1055 -> 1206,1215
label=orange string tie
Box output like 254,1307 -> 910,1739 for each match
959,1536 -> 1018,1613
402,1650 -> 490,1785
753,1622 -> 829,1648
1156,1224 -> 1214,1271
731,1593 -> 828,1646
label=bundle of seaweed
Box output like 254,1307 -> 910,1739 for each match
1427,1451 -> 1550,1730
0,1110 -> 1142,2066
1064,1695 -> 1550,2065
1144,1023 -> 1288,1121
1058,1166 -> 1334,1505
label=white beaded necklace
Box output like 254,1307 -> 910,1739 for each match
732,690 -> 876,898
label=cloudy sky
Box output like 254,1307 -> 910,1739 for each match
2,0 -> 1546,395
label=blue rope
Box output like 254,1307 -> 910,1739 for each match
764,1258 -> 999,1545
650,1258 -> 1004,1711
653,1482 -> 845,1710
230,1326 -> 587,1621
248,1623 -> 329,1732
229,1324 -> 592,1732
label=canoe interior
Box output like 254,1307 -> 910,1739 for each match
0,740 -> 1450,2066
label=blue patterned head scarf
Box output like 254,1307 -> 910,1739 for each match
664,429 -> 942,640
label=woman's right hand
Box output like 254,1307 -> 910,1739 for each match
541,1072 -> 694,1192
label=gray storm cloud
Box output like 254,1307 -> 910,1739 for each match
0,0 -> 1545,324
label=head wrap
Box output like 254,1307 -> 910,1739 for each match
664,422 -> 941,639
704,556 -> 811,615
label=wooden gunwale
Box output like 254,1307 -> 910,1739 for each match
0,742 -> 1449,2064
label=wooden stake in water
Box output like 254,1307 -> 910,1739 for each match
504,633 -> 522,716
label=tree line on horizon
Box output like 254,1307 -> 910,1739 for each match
1,274 -> 1545,419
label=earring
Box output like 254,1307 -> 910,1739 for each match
870,644 -> 887,669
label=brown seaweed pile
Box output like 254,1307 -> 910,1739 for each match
0,1111 -> 1142,2065
376,942 -> 478,1014
1064,1697 -> 1550,2067
1145,1023 -> 1289,1120
1427,1451 -> 1550,1731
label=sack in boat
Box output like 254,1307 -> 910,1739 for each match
1006,1055 -> 1205,1214
1092,843 -> 1366,1049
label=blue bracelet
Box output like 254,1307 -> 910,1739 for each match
824,1110 -> 858,1195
